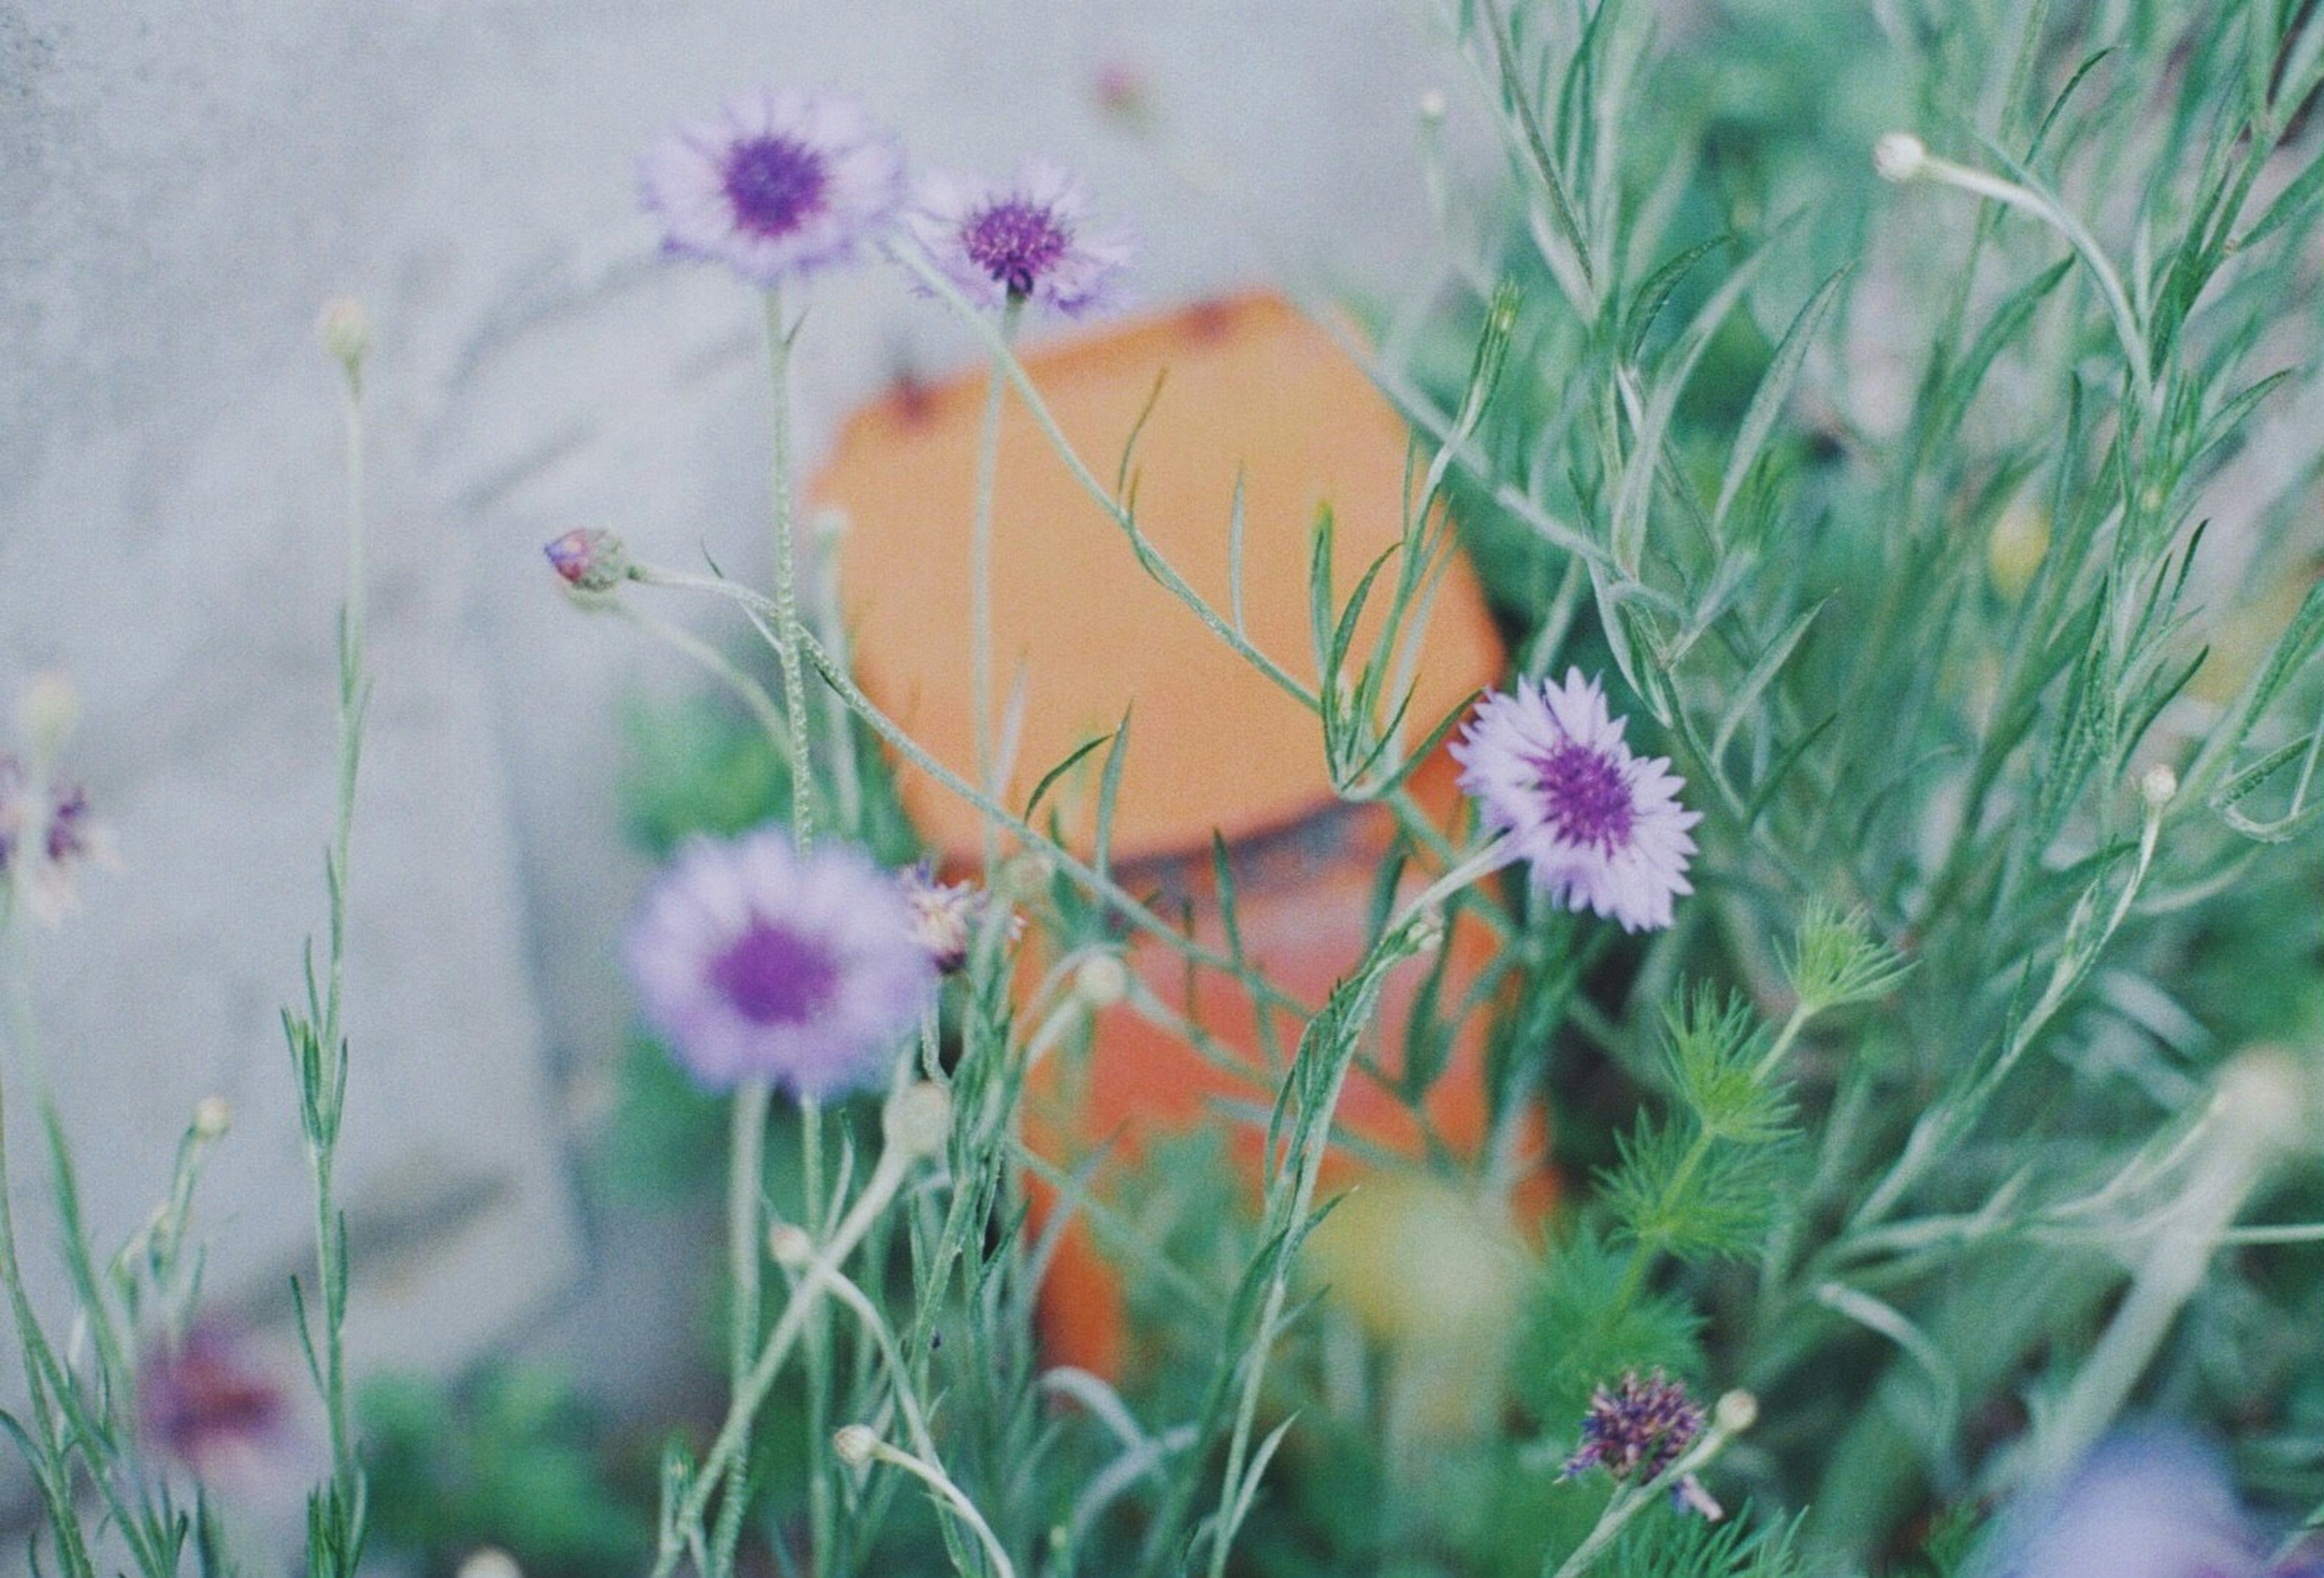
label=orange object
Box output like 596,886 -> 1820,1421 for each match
819,292 -> 1548,1373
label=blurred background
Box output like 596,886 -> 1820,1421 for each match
0,0 -> 1528,1551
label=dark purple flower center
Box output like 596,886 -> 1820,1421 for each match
1532,742 -> 1633,852
709,915 -> 840,1025
961,199 -> 1071,296
46,787 -> 88,863
722,136 -> 829,239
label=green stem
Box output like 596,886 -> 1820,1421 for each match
862,1438 -> 1019,1578
762,286 -> 816,856
300,339 -> 372,1574
0,973 -> 103,1578
656,1147 -> 914,1577
972,297 -> 1026,876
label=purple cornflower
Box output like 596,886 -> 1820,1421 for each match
639,88 -> 905,288
1562,1369 -> 1724,1519
907,157 -> 1134,318
1982,1429 -> 2324,1578
1451,669 -> 1700,933
139,1324 -> 293,1491
898,861 -> 1019,975
625,830 -> 936,1097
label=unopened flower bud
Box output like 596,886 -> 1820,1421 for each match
1418,88 -> 1448,124
543,528 -> 631,595
2214,1045 -> 2315,1160
1986,504 -> 2050,600
1405,907 -> 1446,955
18,672 -> 80,766
999,851 -> 1054,903
192,1097 -> 231,1142
884,1082 -> 953,1160
833,1423 -> 880,1467
455,1548 -> 523,1578
1074,953 -> 1130,1010
1872,131 -> 1928,183
1713,1390 -> 1759,1435
2141,764 -> 2178,812
766,1221 -> 815,1270
1092,61 -> 1153,125
317,297 -> 373,386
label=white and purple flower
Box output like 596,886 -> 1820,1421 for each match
907,157 -> 1134,318
1451,669 -> 1699,933
638,88 -> 905,288
0,753 -> 116,929
625,830 -> 934,1097
138,1323 -> 295,1493
1979,1428 -> 2324,1578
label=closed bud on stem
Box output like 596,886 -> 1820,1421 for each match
317,297 -> 373,389
1713,1390 -> 1759,1435
999,851 -> 1055,902
1405,907 -> 1446,955
2213,1044 -> 2316,1162
192,1097 -> 231,1142
884,1081 -> 953,1160
766,1221 -> 815,1270
18,672 -> 80,766
2140,763 -> 2178,812
833,1423 -> 880,1467
1418,88 -> 1448,124
1873,131 -> 1929,183
543,528 -> 632,596
1074,952 -> 1130,1010
455,1549 -> 523,1578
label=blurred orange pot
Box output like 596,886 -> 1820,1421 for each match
818,292 -> 1549,1375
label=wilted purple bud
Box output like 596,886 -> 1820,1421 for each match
1562,1369 -> 1724,1518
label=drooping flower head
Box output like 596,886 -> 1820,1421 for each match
1562,1369 -> 1722,1519
1451,669 -> 1699,932
907,158 -> 1134,318
898,861 -> 1020,975
1977,1428 -> 2324,1578
625,830 -> 935,1097
639,89 -> 905,288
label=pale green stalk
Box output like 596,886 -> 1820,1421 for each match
0,957 -> 102,1578
853,1435 -> 1018,1578
972,297 -> 1026,875
296,327 -> 373,1575
656,1142 -> 915,1576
